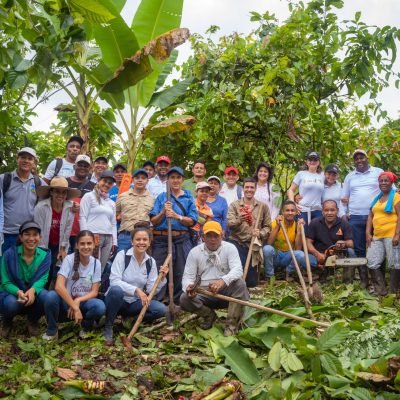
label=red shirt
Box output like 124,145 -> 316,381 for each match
49,208 -> 62,246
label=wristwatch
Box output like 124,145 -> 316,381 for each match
178,215 -> 183,222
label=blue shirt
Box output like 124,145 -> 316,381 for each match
341,166 -> 383,216
206,195 -> 228,231
109,185 -> 119,203
150,190 -> 198,231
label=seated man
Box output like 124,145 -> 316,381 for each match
180,221 -> 249,336
263,200 -> 307,280
306,199 -> 355,281
0,221 -> 51,338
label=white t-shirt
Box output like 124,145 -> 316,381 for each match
44,158 -> 75,180
219,184 -> 241,206
58,254 -> 101,298
293,171 -> 324,211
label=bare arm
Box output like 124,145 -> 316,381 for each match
287,182 -> 298,202
393,202 -> 400,246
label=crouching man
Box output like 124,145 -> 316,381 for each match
180,221 -> 249,336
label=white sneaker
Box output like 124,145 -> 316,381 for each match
42,332 -> 58,341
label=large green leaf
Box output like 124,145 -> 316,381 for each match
268,341 -> 282,372
154,49 -> 178,91
148,77 -> 194,109
142,115 -> 195,138
317,322 -> 349,351
68,0 -> 119,23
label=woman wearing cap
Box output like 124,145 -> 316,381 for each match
90,156 -> 108,184
366,171 -> 400,295
253,162 -> 281,220
322,164 -> 345,217
34,177 -> 80,286
287,151 -> 324,225
192,182 -> 214,244
206,176 -> 228,234
80,171 -> 117,273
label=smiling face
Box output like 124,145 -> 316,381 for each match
17,153 -> 36,174
131,230 -> 150,254
353,153 -> 369,172
76,234 -> 95,258
243,181 -> 256,200
66,141 -> 82,161
306,157 -> 320,172
378,174 -> 392,194
257,166 -> 270,183
323,200 -> 338,223
50,187 -> 68,207
168,172 -> 184,190
196,187 -> 210,202
324,171 -> 337,185
94,159 -> 108,175
98,177 -> 114,193
282,203 -> 297,222
224,172 -> 239,187
20,228 -> 41,252
75,161 -> 91,179
156,161 -> 170,178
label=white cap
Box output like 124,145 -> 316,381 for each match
76,154 -> 91,165
18,147 -> 37,159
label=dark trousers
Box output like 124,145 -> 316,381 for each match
228,240 -> 258,287
152,233 -> 193,304
2,234 -> 18,254
349,215 -> 368,257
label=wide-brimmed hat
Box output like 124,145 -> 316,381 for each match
36,176 -> 81,200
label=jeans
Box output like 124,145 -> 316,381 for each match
117,231 -> 132,252
48,243 -> 60,283
299,210 -> 322,227
105,286 -> 166,327
349,215 -> 368,257
2,233 -> 19,254
96,234 -> 113,274
0,289 -> 48,323
44,290 -> 106,335
228,240 -> 258,287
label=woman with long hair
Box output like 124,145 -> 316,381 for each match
42,230 -> 105,340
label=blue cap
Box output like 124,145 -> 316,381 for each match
167,166 -> 185,177
133,168 -> 149,177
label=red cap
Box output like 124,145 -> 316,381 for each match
224,166 -> 239,175
156,155 -> 171,164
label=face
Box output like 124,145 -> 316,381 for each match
20,228 -> 41,251
257,166 -> 269,182
378,175 -> 392,192
75,161 -> 91,179
306,157 -> 320,170
224,172 -> 239,187
113,167 -> 126,184
98,177 -> 114,193
50,188 -> 68,205
282,204 -> 297,221
168,172 -> 183,190
202,231 -> 222,251
208,179 -> 220,196
323,201 -> 338,223
76,234 -> 95,257
17,153 -> 36,174
196,187 -> 210,202
144,165 -> 155,178
192,163 -> 206,178
133,173 -> 148,189
66,141 -> 82,160
353,154 -> 369,172
324,171 -> 337,185
94,159 -> 108,175
131,230 -> 150,253
243,182 -> 256,200
156,161 -> 170,177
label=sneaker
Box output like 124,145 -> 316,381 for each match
27,321 -> 40,337
42,332 -> 58,341
0,321 -> 12,338
103,326 -> 113,346
78,329 -> 91,339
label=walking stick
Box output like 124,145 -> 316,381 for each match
121,254 -> 172,348
195,287 -> 329,328
166,182 -> 176,325
279,222 -> 315,320
243,205 -> 263,280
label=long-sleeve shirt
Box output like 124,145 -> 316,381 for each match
206,195 -> 228,232
108,249 -> 166,303
182,241 -> 243,292
79,191 -> 117,244
147,175 -> 167,198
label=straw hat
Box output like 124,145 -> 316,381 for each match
36,176 -> 81,200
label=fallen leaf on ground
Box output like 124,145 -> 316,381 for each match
57,367 -> 77,381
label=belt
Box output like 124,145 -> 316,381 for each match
153,230 -> 187,237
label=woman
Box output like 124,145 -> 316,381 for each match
322,164 -> 344,217
103,225 -> 169,344
193,181 -> 214,243
287,151 -> 324,225
43,230 -> 105,340
366,171 -> 400,295
80,171 -> 117,273
206,176 -> 228,234
253,162 -> 281,220
35,176 -> 80,285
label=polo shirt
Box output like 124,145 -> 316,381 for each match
306,216 -> 353,254
147,175 -> 167,198
182,178 -> 198,196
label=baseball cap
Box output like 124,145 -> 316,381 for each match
94,156 -> 108,163
156,155 -> 171,164
224,166 -> 239,175
203,221 -> 223,235
18,147 -> 37,159
196,181 -> 211,191
113,163 -> 127,172
76,154 -> 91,165
19,221 -> 41,235
352,149 -> 368,158
207,175 -> 221,184
133,168 -> 149,177
167,166 -> 185,177
306,151 -> 320,160
143,160 -> 155,169
67,135 -> 84,147
99,170 -> 116,182
325,164 -> 339,174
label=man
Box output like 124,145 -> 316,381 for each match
263,200 -> 307,280
90,156 -> 108,184
147,155 -> 171,198
219,166 -> 243,206
109,163 -> 128,203
341,149 -> 383,286
116,169 -> 154,251
183,160 -> 207,196
180,221 -> 249,336
0,221 -> 51,338
306,200 -> 356,281
227,177 -> 271,287
0,147 -> 46,253
142,161 -> 156,179
43,136 -> 84,183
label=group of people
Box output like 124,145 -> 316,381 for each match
0,137 -> 399,342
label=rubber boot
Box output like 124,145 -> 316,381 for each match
389,270 -> 400,294
358,265 -> 369,289
224,303 -> 244,336
370,269 -> 387,296
196,306 -> 217,330
342,266 -> 355,284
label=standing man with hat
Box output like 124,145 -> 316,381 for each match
0,147 -> 46,253
90,156 -> 109,184
341,149 -> 383,287
183,160 -> 207,196
43,136 -> 84,183
219,166 -> 243,206
147,155 -> 171,198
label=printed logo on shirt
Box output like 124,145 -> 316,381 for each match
336,228 -> 343,237
30,182 -> 36,194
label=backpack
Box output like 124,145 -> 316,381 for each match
53,158 -> 64,178
236,185 -> 243,199
2,172 -> 42,195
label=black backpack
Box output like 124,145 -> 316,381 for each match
53,158 -> 64,178
2,172 -> 42,195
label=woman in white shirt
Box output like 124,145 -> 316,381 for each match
287,151 -> 325,225
103,225 -> 169,344
42,230 -> 105,340
79,171 -> 117,273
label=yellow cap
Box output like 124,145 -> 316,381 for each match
203,221 -> 222,235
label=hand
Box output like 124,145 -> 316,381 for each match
335,240 -> 346,249
316,252 -> 326,265
208,279 -> 226,294
366,232 -> 372,247
17,290 -> 28,304
71,202 -> 80,214
341,197 -> 349,205
58,249 -> 67,261
297,218 -> 305,226
239,209 -> 251,223
135,288 -> 149,307
252,228 -> 260,238
109,245 -> 116,259
276,215 -> 283,224
24,288 -> 36,306
67,306 -> 83,324
295,204 -> 302,214
393,234 -> 400,247
159,264 -> 169,275
186,283 -> 197,298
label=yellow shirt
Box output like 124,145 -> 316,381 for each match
372,192 -> 400,239
271,219 -> 297,251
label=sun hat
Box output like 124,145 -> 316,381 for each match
36,176 -> 81,200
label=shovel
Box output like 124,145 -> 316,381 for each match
166,182 -> 176,325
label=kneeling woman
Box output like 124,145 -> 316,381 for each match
103,225 -> 168,344
43,230 -> 105,340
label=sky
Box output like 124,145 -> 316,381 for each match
30,0 -> 400,132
